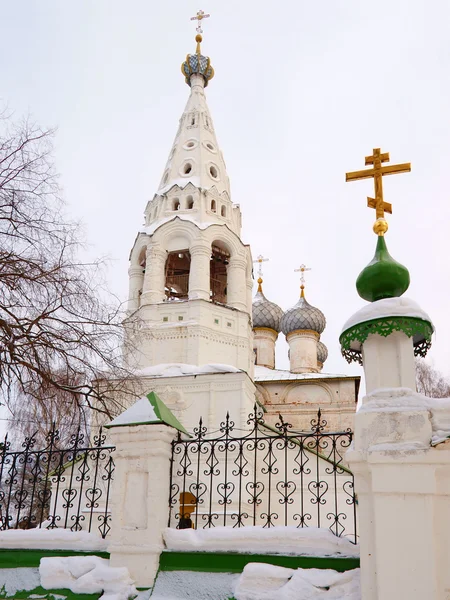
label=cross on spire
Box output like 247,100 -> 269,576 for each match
253,255 -> 269,292
346,148 -> 411,236
294,264 -> 311,298
190,9 -> 210,34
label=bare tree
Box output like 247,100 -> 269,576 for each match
0,113 -> 132,430
416,359 -> 450,398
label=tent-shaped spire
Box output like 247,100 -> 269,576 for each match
105,391 -> 189,435
157,34 -> 230,198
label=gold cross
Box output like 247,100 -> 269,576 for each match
190,9 -> 210,34
346,148 -> 411,220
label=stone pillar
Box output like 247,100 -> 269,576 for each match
246,278 -> 253,316
227,256 -> 247,312
346,390 -> 450,600
128,266 -> 144,313
107,424 -> 176,588
253,327 -> 278,369
286,329 -> 319,373
141,244 -> 167,304
189,242 -> 211,301
362,330 -> 416,394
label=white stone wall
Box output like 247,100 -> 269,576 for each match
253,328 -> 278,370
256,378 -> 358,432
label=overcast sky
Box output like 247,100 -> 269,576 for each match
1,0 -> 449,432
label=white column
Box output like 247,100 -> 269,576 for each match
286,330 -> 319,373
189,242 -> 211,301
127,266 -> 143,313
108,424 -> 176,588
227,256 -> 247,312
362,330 -> 416,394
246,278 -> 253,315
141,244 -> 167,305
253,327 -> 278,369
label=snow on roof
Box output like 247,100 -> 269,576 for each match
254,365 -> 357,382
135,363 -> 242,378
141,213 -> 212,236
341,296 -> 433,333
106,391 -> 188,435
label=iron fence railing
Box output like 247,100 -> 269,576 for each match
169,407 -> 357,543
0,427 -> 115,538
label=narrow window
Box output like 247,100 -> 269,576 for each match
211,199 -> 216,213
209,165 -> 218,179
187,195 -> 194,209
184,163 -> 192,175
221,206 -> 226,217
173,198 -> 180,211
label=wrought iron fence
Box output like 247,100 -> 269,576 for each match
0,426 -> 115,538
169,407 -> 357,543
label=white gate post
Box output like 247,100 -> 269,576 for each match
105,392 -> 186,588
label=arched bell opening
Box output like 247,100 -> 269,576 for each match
137,246 -> 147,307
165,250 -> 191,301
210,242 -> 230,305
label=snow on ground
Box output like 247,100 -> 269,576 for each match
361,387 -> 450,444
150,571 -> 239,600
0,567 -> 40,596
0,528 -> 108,551
39,556 -> 136,600
163,526 -> 359,557
135,363 -> 241,378
234,564 -> 360,600
341,296 -> 433,332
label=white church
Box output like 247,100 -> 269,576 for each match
115,28 -> 359,436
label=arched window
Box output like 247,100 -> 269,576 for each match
221,206 -> 226,217
183,163 -> 192,175
187,195 -> 194,209
210,242 -> 230,305
136,246 -> 147,307
211,199 -> 216,213
173,198 -> 180,211
165,250 -> 191,301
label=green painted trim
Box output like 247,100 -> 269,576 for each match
159,550 -> 359,573
148,391 -> 189,436
0,584 -> 101,600
0,549 -> 109,569
105,391 -> 190,436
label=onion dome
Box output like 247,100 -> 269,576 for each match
356,234 -> 410,302
317,341 -> 328,365
181,34 -> 214,87
281,288 -> 326,336
252,278 -> 284,333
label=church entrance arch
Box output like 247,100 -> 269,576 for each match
210,242 -> 230,304
165,250 -> 191,300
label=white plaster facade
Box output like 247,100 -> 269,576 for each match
255,366 -> 359,432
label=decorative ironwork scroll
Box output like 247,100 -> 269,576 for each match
169,407 -> 357,544
0,426 -> 115,539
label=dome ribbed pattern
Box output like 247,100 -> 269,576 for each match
281,296 -> 326,335
317,341 -> 328,364
252,291 -> 284,333
182,53 -> 214,87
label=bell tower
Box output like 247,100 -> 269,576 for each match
124,25 -> 253,375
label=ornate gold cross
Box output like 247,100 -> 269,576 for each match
253,255 -> 269,292
346,148 -> 411,221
